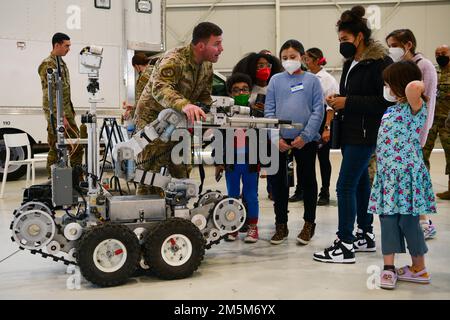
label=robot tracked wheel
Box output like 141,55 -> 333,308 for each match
212,197 -> 246,234
11,209 -> 56,250
194,190 -> 224,208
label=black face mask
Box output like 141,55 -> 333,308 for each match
340,42 -> 357,59
436,55 -> 449,68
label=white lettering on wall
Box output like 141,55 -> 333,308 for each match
367,5 -> 381,30
66,5 -> 81,30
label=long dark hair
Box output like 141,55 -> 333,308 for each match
232,52 -> 283,84
336,6 -> 372,46
279,39 -> 305,58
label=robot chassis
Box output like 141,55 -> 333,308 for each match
9,47 -> 302,287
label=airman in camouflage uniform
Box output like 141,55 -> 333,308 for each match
124,54 -> 154,120
423,44 -> 450,199
134,22 -> 223,195
38,33 -> 83,177
135,64 -> 153,106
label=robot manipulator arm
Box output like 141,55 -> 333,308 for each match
113,101 -> 302,180
113,108 -> 186,180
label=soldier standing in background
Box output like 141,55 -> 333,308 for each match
123,53 -> 154,121
134,22 -> 223,195
423,44 -> 450,200
38,32 -> 83,177
133,53 -> 153,104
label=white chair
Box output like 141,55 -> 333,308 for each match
0,133 -> 48,198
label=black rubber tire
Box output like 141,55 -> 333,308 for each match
76,224 -> 140,287
132,255 -> 154,277
132,225 -> 155,278
0,137 -> 28,181
143,218 -> 205,280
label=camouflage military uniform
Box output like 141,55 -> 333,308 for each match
134,44 -> 213,195
423,67 -> 450,175
38,54 -> 84,176
131,64 -> 153,119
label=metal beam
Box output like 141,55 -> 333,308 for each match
166,0 -> 449,9
280,0 -> 448,7
275,0 -> 281,55
167,2 -> 273,8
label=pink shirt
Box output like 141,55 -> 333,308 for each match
412,54 -> 438,147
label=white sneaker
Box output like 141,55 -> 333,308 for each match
420,220 -> 437,240
313,239 -> 356,264
353,229 -> 376,252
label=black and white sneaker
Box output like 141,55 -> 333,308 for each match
353,229 -> 376,252
313,239 -> 355,264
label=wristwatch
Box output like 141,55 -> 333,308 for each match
324,125 -> 331,131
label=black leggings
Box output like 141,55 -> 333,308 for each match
295,140 -> 331,193
272,141 -> 318,224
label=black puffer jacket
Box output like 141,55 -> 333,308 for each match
337,41 -> 394,145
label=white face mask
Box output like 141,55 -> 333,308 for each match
282,59 -> 302,75
383,86 -> 397,102
389,47 -> 405,62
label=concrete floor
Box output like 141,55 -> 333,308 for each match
0,152 -> 449,300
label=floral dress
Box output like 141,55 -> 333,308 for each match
368,102 -> 437,216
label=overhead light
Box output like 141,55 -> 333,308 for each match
95,0 -> 110,10
136,0 -> 152,13
17,41 -> 26,50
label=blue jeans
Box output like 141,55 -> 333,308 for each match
225,164 -> 259,220
379,214 -> 428,256
336,144 -> 375,243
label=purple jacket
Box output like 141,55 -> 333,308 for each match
412,53 -> 438,147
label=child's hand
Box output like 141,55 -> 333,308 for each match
405,80 -> 425,114
291,136 -> 305,149
279,139 -> 292,152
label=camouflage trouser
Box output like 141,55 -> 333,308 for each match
368,152 -> 377,186
46,113 -> 84,177
136,140 -> 192,195
423,116 -> 450,175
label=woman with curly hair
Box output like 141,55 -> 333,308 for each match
313,6 -> 393,264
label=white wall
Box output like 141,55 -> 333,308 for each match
0,0 -> 165,109
0,0 -> 448,107
165,0 -> 450,77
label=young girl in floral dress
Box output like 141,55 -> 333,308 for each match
368,60 -> 437,289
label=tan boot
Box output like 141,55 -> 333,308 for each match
436,180 -> 450,200
297,221 -> 316,245
270,224 -> 289,245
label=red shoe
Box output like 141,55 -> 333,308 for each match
244,225 -> 259,243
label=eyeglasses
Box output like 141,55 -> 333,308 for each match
256,63 -> 272,69
231,87 -> 250,94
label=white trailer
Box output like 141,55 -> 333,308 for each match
0,0 -> 166,180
